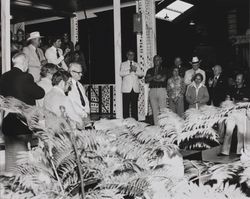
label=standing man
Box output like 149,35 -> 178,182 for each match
61,33 -> 74,53
145,55 -> 167,125
120,50 -> 143,120
68,62 -> 90,120
184,56 -> 206,86
0,53 -> 45,172
45,36 -> 70,71
23,31 -> 47,82
172,56 -> 187,78
207,65 -> 228,107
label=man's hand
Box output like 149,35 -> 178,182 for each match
41,60 -> 47,66
64,48 -> 71,56
130,65 -> 137,72
154,74 -> 162,80
243,98 -> 249,102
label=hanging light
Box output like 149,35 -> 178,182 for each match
189,20 -> 195,26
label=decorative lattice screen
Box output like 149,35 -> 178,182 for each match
136,0 -> 157,120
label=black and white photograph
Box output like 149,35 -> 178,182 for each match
0,0 -> 250,198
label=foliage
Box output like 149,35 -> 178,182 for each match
0,96 -> 250,198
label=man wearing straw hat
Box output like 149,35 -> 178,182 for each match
184,56 -> 206,86
23,31 -> 47,82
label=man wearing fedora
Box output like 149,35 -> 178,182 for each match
184,56 -> 206,86
23,31 -> 47,82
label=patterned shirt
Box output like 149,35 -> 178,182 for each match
167,76 -> 185,100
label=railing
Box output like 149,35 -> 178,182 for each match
85,84 -> 116,116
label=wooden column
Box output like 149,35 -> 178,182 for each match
70,13 -> 79,46
1,0 -> 11,74
113,0 -> 123,118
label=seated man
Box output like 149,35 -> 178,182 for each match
68,62 -> 90,120
43,70 -> 83,126
219,73 -> 250,156
228,73 -> 250,103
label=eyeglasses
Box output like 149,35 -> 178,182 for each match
72,70 -> 82,75
195,78 -> 202,81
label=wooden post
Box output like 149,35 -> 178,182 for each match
113,0 -> 123,118
1,0 -> 11,74
70,13 -> 79,46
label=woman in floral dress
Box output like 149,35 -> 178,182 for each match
167,67 -> 185,117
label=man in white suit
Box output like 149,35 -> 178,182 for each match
68,62 -> 90,120
23,31 -> 47,82
120,50 -> 144,120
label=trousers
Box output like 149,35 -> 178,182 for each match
5,134 -> 31,172
149,88 -> 167,125
221,117 -> 245,155
122,89 -> 139,120
169,96 -> 184,117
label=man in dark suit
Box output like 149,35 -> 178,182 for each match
207,65 -> 228,107
0,52 -> 45,172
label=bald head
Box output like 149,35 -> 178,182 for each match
213,65 -> 222,76
12,52 -> 28,72
174,57 -> 182,67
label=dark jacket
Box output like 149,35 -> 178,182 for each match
0,67 -> 45,136
229,84 -> 250,103
207,74 -> 228,107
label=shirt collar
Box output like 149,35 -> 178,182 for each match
192,68 -> 201,73
191,81 -> 204,89
53,86 -> 65,95
71,78 -> 78,86
40,77 -> 52,83
30,44 -> 36,50
51,46 -> 57,51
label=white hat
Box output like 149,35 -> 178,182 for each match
190,56 -> 201,64
27,31 -> 44,41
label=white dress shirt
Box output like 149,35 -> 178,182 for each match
23,44 -> 45,82
120,60 -> 144,93
36,77 -> 53,107
45,46 -> 68,70
43,86 -> 82,124
67,79 -> 90,119
184,68 -> 206,85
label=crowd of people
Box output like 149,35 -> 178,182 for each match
120,50 -> 250,126
1,30 -> 250,171
0,31 -> 90,171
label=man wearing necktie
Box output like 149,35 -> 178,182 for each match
45,36 -> 70,71
23,31 -> 47,82
207,65 -> 228,107
120,50 -> 144,120
68,62 -> 90,120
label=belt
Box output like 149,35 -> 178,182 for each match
150,86 -> 165,88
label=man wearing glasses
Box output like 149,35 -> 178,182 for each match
68,62 -> 90,120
